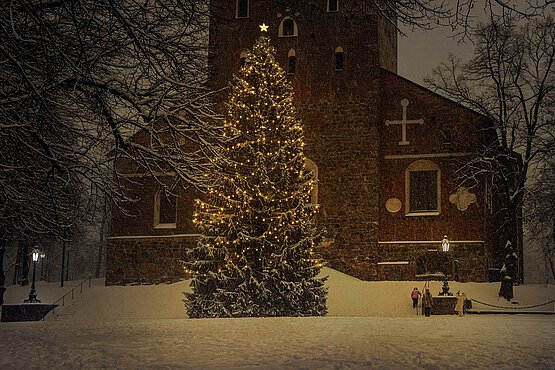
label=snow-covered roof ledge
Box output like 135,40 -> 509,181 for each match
107,234 -> 201,240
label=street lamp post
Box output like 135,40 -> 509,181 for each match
24,248 -> 42,303
439,235 -> 452,296
40,251 -> 46,281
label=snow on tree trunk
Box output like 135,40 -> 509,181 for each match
184,29 -> 327,318
498,240 -> 517,301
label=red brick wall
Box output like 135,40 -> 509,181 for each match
374,242 -> 488,282
377,72 -> 495,244
106,236 -> 197,285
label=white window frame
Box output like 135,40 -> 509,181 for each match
405,160 -> 441,216
154,189 -> 177,229
327,0 -> 339,12
278,17 -> 298,37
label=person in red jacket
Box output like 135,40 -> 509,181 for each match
411,287 -> 421,309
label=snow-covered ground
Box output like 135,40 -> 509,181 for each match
1,268 -> 555,369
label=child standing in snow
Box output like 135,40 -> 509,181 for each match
411,287 -> 421,309
455,292 -> 466,316
422,288 -> 433,317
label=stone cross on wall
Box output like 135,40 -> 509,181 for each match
385,99 -> 424,145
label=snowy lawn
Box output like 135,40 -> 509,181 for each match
1,315 -> 554,369
1,268 -> 555,369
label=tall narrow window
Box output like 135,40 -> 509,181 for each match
240,50 -> 247,67
485,177 -> 493,214
287,49 -> 296,74
442,129 -> 452,145
305,159 -> 319,205
154,189 -> 177,228
327,0 -> 339,12
405,160 -> 441,215
279,17 -> 298,37
335,46 -> 344,71
236,0 -> 249,18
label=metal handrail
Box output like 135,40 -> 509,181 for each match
43,276 -> 92,320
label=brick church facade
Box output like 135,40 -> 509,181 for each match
106,0 -> 521,285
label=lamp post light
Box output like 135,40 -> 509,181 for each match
24,248 -> 42,303
441,235 -> 450,252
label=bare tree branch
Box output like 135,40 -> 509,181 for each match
0,0 -> 220,242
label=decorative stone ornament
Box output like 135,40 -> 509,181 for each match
385,198 -> 402,213
449,186 -> 477,211
385,99 -> 424,145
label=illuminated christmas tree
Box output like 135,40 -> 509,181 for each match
185,25 -> 327,318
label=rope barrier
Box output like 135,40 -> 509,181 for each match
470,297 -> 555,310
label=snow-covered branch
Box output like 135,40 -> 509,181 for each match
0,0 -> 218,242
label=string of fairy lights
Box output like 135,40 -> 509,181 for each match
185,25 -> 324,280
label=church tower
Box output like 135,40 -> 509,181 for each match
207,0 -> 519,282
209,0 -> 398,280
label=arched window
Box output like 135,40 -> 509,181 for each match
239,50 -> 247,67
335,46 -> 344,71
327,0 -> 339,12
441,129 -> 452,145
154,189 -> 177,228
287,49 -> 296,74
236,0 -> 249,18
305,159 -> 319,205
405,160 -> 441,215
279,17 -> 298,37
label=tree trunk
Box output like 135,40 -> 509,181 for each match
549,257 -> 555,283
499,276 -> 514,301
21,241 -> 29,286
0,239 -> 5,287
96,197 -> 108,279
507,198 -> 522,284
498,241 -> 517,301
61,236 -> 66,288
550,219 -> 555,283
0,239 -> 6,306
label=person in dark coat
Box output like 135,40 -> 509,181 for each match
422,288 -> 433,317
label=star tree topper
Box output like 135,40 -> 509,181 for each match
259,23 -> 269,32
